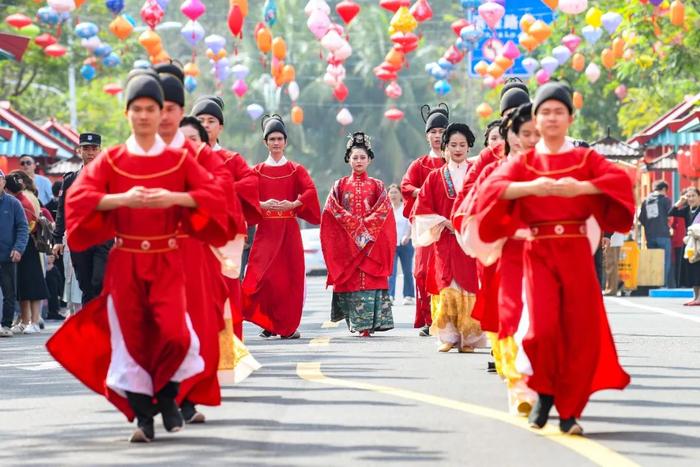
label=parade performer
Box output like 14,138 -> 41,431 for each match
400,104 -> 448,336
474,83 -> 634,435
155,63 -> 241,425
46,70 -> 229,443
320,132 -> 396,336
243,115 -> 320,339
412,122 -> 485,353
192,95 -> 260,339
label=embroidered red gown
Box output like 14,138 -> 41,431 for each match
46,144 -> 228,421
321,173 -> 396,332
242,161 -> 320,336
400,154 -> 445,328
475,147 -> 634,419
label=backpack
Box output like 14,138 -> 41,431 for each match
32,214 -> 54,254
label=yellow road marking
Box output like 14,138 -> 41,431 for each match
321,320 -> 340,328
297,362 -> 638,467
309,336 -> 331,347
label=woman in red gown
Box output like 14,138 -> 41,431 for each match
412,123 -> 486,353
474,83 -> 634,435
321,132 -> 396,336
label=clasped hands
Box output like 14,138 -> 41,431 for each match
122,186 -> 182,209
260,199 -> 299,211
530,177 -> 587,198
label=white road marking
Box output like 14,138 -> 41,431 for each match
607,297 -> 700,324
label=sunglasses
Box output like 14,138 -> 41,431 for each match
20,160 -> 34,166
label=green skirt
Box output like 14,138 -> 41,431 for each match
331,289 -> 394,333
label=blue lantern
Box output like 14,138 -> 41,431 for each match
94,44 -> 113,58
263,0 -> 278,27
37,7 -> 60,26
102,52 -> 121,68
184,76 -> 197,93
133,59 -> 151,69
75,22 -> 99,39
105,0 -> 125,15
434,79 -> 452,97
80,64 -> 96,81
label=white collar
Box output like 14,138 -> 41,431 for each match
429,149 -> 441,158
165,130 -> 186,149
265,154 -> 288,166
447,159 -> 468,192
536,138 -> 575,155
212,142 -> 222,151
448,159 -> 468,171
126,134 -> 166,156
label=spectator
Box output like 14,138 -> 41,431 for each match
5,171 -> 49,334
18,155 -> 53,205
669,187 -> 700,305
44,254 -> 64,320
46,180 -> 62,221
670,215 -> 687,288
387,184 -> 415,304
639,180 -> 673,287
603,232 -> 626,296
0,170 -> 29,337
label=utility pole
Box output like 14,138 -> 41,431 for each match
67,32 -> 78,129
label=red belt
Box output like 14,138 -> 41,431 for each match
115,233 -> 178,253
530,221 -> 587,239
262,209 -> 296,219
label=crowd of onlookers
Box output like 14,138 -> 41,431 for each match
0,155 -> 67,337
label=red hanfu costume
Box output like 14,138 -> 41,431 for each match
413,161 -> 485,350
321,172 -> 396,333
214,144 -> 261,339
475,146 -> 634,419
46,136 -> 228,420
242,157 -> 320,336
400,152 -> 445,328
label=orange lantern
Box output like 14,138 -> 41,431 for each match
281,65 -> 296,84
139,30 -> 161,52
184,62 -> 200,77
272,37 -> 287,60
494,56 -> 514,71
573,91 -> 583,110
612,37 -> 625,59
670,1 -> 685,27
109,15 -> 133,41
601,48 -> 616,70
385,47 -> 405,68
519,14 -> 535,33
571,53 -> 585,72
487,62 -> 505,79
518,33 -> 538,52
291,105 -> 304,125
231,0 -> 249,17
474,61 -> 489,77
476,103 -> 493,119
542,0 -> 558,10
256,27 -> 272,53
529,20 -> 552,43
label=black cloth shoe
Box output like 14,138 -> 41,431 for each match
46,314 -> 65,321
180,399 -> 205,424
259,330 -> 276,338
528,393 -> 554,429
559,417 -> 584,435
126,392 -> 156,442
418,326 -> 430,337
487,361 -> 497,373
156,382 -> 184,432
281,331 -> 301,339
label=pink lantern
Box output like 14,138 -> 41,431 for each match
561,34 -> 582,53
535,69 -> 551,85
501,40 -> 521,60
307,9 -> 331,40
385,108 -> 404,121
559,0 -> 588,15
614,84 -> 628,100
385,81 -> 402,99
321,29 -> 344,52
478,1 -> 506,30
336,108 -> 353,126
141,0 -> 164,30
231,79 -> 248,98
181,0 -> 206,21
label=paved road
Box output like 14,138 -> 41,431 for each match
1,276 -> 699,466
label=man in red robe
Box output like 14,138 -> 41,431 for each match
46,70 -> 229,443
400,104 -> 448,336
243,115 -> 320,339
474,83 -> 634,435
155,64 -> 242,425
192,96 -> 261,339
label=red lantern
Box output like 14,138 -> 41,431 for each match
451,19 -> 470,37
691,143 -> 700,170
103,83 -> 123,96
5,14 -> 32,29
34,33 -> 57,49
444,45 -> 465,64
44,44 -> 67,58
391,32 -> 418,48
333,82 -> 349,102
336,1 -> 360,25
228,5 -> 244,38
385,81 -> 402,99
140,0 -> 164,30
374,66 -> 397,81
410,0 -> 433,23
379,0 -> 410,13
385,108 -> 405,121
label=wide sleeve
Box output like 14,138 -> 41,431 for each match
65,153 -> 117,252
587,151 -> 635,233
400,160 -> 421,219
12,199 -> 29,254
294,164 -> 321,225
226,153 -> 262,225
180,155 -> 229,247
411,171 -> 447,247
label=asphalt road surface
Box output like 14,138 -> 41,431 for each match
1,276 -> 699,467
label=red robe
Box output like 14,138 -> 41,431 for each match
476,147 -> 634,419
45,144 -> 228,420
176,140 -> 243,407
400,154 -> 445,327
242,160 -> 320,336
320,172 -> 396,293
414,165 -> 478,294
216,147 -> 262,339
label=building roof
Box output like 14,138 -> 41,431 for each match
42,119 -> 79,147
0,102 -> 74,159
592,128 -> 641,161
645,150 -> 678,172
628,94 -> 700,147
47,156 -> 82,175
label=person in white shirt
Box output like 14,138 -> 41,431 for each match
18,155 -> 52,206
387,184 -> 415,304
